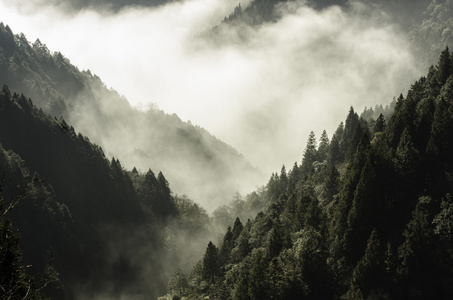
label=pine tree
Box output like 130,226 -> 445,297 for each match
301,131 -> 317,174
328,122 -> 344,164
237,229 -> 251,260
373,113 -> 386,134
317,130 -> 330,162
219,226 -> 234,265
268,218 -> 284,258
436,46 -> 452,86
414,96 -> 435,154
331,134 -> 371,248
393,127 -> 420,179
396,196 -> 441,298
345,120 -> 367,161
232,217 -> 244,241
343,107 -> 359,153
344,156 -> 380,264
248,251 -> 268,300
279,165 -> 288,192
347,229 -> 384,299
323,165 -> 340,204
202,241 -> 220,283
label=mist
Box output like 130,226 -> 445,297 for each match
0,0 -> 422,189
0,1 -> 438,299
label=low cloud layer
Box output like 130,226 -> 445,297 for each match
0,0 -> 422,178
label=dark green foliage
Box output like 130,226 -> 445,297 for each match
268,218 -> 284,258
343,107 -> 360,156
395,196 -> 447,298
237,228 -> 252,260
436,46 -> 453,86
0,86 -> 200,298
181,48 -> 453,300
248,251 -> 268,300
374,113 -> 386,134
0,183 -> 47,299
322,164 -> 340,204
317,130 -> 330,162
219,226 -> 234,265
328,122 -> 344,164
301,131 -> 318,174
232,217 -> 244,241
202,242 -> 220,283
137,169 -> 177,219
347,229 -> 385,299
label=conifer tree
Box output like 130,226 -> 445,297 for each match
248,251 -> 268,300
202,241 -> 219,283
373,113 -> 386,134
219,226 -> 234,265
317,130 -> 330,162
328,122 -> 344,164
347,229 -> 384,299
436,46 -> 452,86
393,127 -> 420,179
268,218 -> 284,258
397,196 -> 440,298
342,107 -> 359,152
301,131 -> 317,174
232,217 -> 244,241
323,165 -> 340,204
237,229 -> 251,260
414,96 -> 435,153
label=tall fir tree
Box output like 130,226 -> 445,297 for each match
301,131 -> 317,174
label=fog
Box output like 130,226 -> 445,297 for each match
0,0 -> 422,186
0,0 -> 434,299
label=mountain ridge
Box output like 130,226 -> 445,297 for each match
0,21 -> 264,212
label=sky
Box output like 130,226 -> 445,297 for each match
0,0 -> 423,175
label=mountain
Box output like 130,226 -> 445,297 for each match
0,83 -> 219,299
0,22 -> 263,212
216,0 -> 429,28
0,85 -> 154,298
162,48 -> 453,299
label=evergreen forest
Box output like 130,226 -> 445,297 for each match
161,48 -> 453,299
1,0 -> 453,299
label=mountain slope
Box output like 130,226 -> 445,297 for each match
0,22 -> 263,211
0,85 -> 167,298
164,48 -> 453,299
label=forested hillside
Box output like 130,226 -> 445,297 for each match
162,48 -> 453,299
0,84 -> 219,299
0,22 -> 263,212
2,1 -> 453,299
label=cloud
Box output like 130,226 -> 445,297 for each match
0,0 -> 421,180
0,0 -> 177,14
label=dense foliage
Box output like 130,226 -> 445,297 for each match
161,49 -> 453,299
1,1 -> 453,299
0,84 -> 218,299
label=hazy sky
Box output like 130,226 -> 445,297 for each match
0,0 -> 422,174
